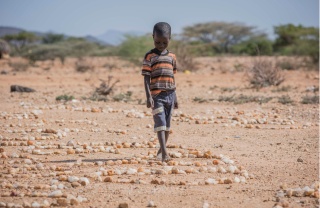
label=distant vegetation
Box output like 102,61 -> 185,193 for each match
1,22 -> 318,70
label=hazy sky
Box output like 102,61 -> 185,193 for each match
0,0 -> 319,38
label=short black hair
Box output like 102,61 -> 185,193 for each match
153,22 -> 171,38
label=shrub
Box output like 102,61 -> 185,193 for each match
170,40 -> 197,71
232,38 -> 273,56
301,95 -> 319,104
116,35 -> 153,65
278,95 -> 294,105
275,60 -> 297,70
271,85 -> 292,92
22,44 -> 69,64
75,58 -> 94,73
0,39 -> 10,58
193,97 -> 208,103
218,94 -> 273,104
9,59 -> 29,72
113,91 -> 133,102
56,94 -> 74,101
246,59 -> 285,88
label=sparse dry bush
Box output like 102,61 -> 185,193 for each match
301,95 -> 319,104
278,95 -> 294,105
218,94 -> 273,104
0,39 -> 10,58
75,58 -> 94,73
9,59 -> 29,72
174,44 -> 197,71
246,59 -> 285,88
87,77 -> 120,101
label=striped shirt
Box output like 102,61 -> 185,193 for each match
141,48 -> 177,96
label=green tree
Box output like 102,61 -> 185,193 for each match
116,34 -> 153,64
182,21 -> 266,53
3,31 -> 39,53
42,33 -> 65,44
273,24 -> 319,63
231,37 -> 273,56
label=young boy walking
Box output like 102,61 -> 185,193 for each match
141,22 -> 178,162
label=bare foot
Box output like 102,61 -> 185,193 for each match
162,155 -> 172,163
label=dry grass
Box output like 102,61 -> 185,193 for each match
246,59 -> 285,88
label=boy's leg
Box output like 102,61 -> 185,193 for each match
157,130 -> 170,162
157,131 -> 170,157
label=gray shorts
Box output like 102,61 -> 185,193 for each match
152,90 -> 175,132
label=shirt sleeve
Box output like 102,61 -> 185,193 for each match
141,53 -> 151,76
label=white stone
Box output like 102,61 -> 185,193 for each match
48,190 -> 63,198
205,178 -> 217,185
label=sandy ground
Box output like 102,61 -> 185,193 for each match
0,56 -> 319,208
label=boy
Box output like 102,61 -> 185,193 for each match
141,22 -> 178,162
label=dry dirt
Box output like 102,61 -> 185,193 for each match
0,56 -> 319,208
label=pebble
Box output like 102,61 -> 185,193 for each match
118,203 -> 129,208
147,201 -> 156,207
205,178 -> 217,185
79,177 -> 90,186
31,202 -> 41,208
49,190 -> 63,198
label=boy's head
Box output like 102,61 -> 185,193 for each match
153,22 -> 171,52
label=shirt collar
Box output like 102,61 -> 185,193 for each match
152,48 -> 169,56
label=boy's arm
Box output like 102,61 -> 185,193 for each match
144,75 -> 154,108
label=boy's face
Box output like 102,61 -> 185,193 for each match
153,33 -> 170,52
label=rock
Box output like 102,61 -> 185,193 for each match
57,198 -> 69,206
31,202 -> 41,208
297,158 -> 303,162
203,202 -> 210,208
126,168 -> 137,175
70,198 -> 79,205
118,202 -> 129,208
234,177 -> 240,183
22,201 -> 31,208
48,190 -> 63,198
104,176 -> 113,182
67,140 -> 76,147
79,177 -> 90,186
42,200 -> 50,207
67,149 -> 75,154
71,182 -> 81,188
205,178 -> 217,185
68,176 -> 79,183
147,201 -> 156,207
11,85 -> 36,93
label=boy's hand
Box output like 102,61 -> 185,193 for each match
147,97 -> 154,108
174,101 -> 179,109
174,94 -> 178,109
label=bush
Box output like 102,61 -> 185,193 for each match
275,59 -> 297,70
232,38 -> 273,56
22,44 -> 69,64
56,94 -> 74,101
218,94 -> 273,104
301,95 -> 319,104
75,58 -> 94,73
278,95 -> 294,105
116,35 -> 153,65
246,59 -> 285,88
9,59 -> 29,72
113,91 -> 133,102
170,40 -> 197,71
0,39 -> 10,58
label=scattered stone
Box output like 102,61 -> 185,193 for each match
147,201 -> 156,207
118,202 -> 129,208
